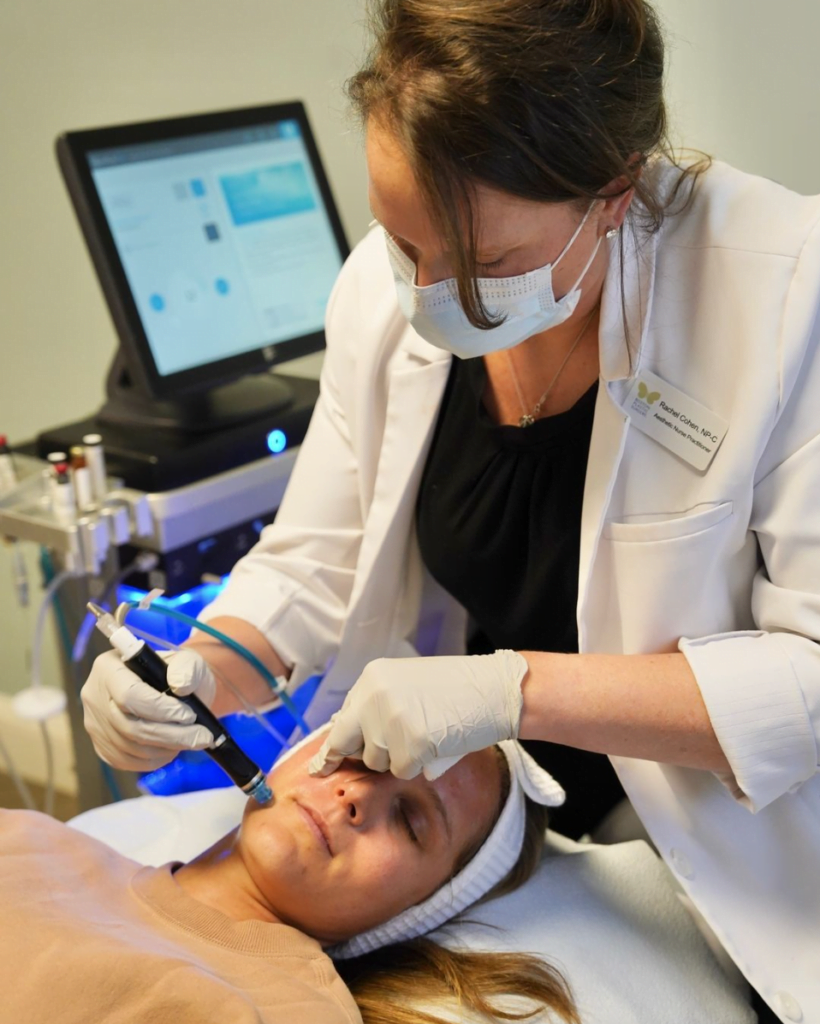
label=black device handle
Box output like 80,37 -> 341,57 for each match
125,642 -> 227,740
125,642 -> 262,790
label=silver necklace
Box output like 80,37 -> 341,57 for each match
505,306 -> 598,428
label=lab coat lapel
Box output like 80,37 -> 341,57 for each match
307,329 -> 451,726
350,329 -> 452,630
577,228 -> 658,652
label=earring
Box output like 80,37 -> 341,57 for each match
605,226 -> 619,239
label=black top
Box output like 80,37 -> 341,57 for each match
417,357 -> 597,654
416,357 -> 625,838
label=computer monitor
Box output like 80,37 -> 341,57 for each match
57,102 -> 349,430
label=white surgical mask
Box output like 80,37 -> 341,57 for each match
384,203 -> 602,359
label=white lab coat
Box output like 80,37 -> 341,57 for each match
204,158 -> 820,1021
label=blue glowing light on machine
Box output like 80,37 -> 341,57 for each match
117,579 -> 320,797
266,429 -> 287,455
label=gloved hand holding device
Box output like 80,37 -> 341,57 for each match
81,648 -> 217,772
308,649 -> 529,780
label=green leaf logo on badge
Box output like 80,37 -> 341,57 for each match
638,382 -> 661,404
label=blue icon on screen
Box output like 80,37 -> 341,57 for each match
267,429 -> 287,454
215,277 -> 230,295
190,178 -> 206,197
280,120 -> 300,138
149,293 -> 165,311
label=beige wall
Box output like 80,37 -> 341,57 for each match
0,0 -> 372,700
0,0 -> 371,444
657,0 -> 820,195
1,0 -> 819,711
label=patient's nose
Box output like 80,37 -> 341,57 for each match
333,773 -> 389,827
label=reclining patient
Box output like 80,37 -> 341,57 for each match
0,731 -> 573,1024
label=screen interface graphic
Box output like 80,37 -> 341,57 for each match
89,121 -> 343,376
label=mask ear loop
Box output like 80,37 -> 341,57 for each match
551,200 -> 598,271
383,228 -> 420,286
562,234 -> 604,298
551,201 -> 604,300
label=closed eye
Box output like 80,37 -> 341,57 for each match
477,256 -> 506,271
399,801 -> 420,845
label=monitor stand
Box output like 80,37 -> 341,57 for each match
99,352 -> 294,434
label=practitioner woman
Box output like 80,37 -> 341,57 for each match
83,2 -> 820,1019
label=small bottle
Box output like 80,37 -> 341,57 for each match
70,445 -> 94,512
45,451 -> 69,503
52,463 -> 76,523
0,435 -> 17,492
82,433 -> 108,502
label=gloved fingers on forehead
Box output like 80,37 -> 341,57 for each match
422,754 -> 463,781
388,732 -> 439,780
360,739 -> 391,774
388,754 -> 426,781
307,715 -> 367,773
306,737 -> 346,777
297,720 -> 352,775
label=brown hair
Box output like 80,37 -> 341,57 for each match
347,0 -> 709,332
336,762 -> 578,1023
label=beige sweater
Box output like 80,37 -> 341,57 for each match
0,810 -> 362,1024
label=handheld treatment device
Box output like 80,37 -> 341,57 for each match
88,602 -> 273,804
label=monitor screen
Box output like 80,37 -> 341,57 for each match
57,103 -> 349,400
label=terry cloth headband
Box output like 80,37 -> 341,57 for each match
274,723 -> 566,960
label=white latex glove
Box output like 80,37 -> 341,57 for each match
81,648 -> 218,772
308,650 -> 528,781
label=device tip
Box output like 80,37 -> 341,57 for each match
249,779 -> 274,805
87,602 -> 105,618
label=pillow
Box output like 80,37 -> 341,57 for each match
426,831 -> 754,1023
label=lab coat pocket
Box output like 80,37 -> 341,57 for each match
592,501 -> 742,652
603,501 -> 734,543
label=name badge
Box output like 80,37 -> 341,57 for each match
623,369 -> 728,471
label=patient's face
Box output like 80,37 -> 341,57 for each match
239,734 -> 502,944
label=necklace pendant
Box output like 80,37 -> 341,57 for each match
518,413 -> 536,428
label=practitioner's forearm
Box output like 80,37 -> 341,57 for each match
518,650 -> 731,773
184,616 -> 291,716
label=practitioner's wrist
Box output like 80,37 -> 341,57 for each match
516,650 -> 568,742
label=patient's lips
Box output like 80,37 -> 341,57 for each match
296,801 -> 334,856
